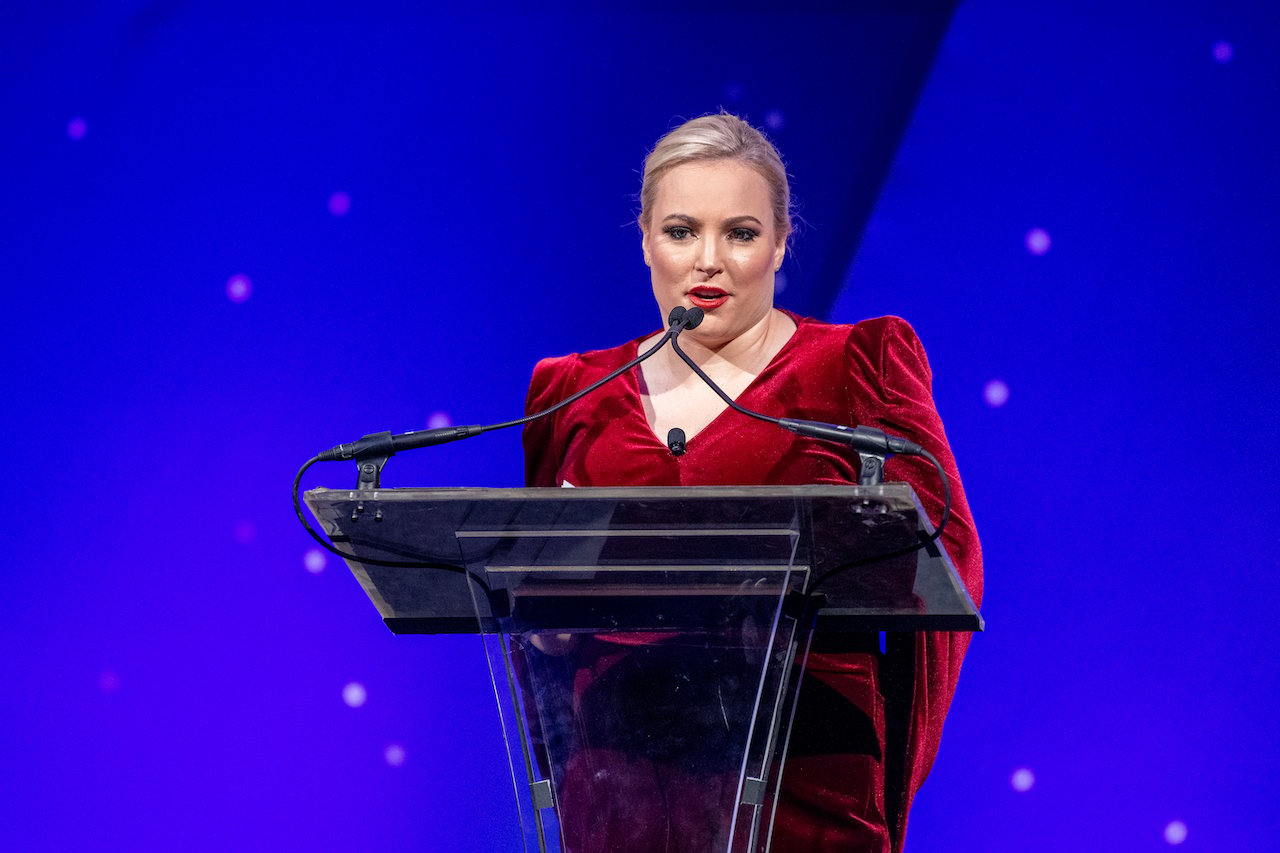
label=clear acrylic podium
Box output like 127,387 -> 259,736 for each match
305,484 -> 981,853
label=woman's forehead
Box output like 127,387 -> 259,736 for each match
652,160 -> 772,216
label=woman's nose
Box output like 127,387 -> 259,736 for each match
694,238 -> 723,277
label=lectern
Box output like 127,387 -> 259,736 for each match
305,484 -> 981,853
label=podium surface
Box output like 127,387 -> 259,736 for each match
304,483 -> 982,634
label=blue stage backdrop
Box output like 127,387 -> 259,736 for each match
2,2 -> 1277,850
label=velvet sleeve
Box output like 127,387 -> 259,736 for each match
522,354 -> 579,488
855,316 -> 984,844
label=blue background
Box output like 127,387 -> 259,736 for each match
3,2 -> 1277,850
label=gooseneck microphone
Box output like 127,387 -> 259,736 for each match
668,328 -> 922,458
666,323 -> 951,544
292,306 -> 706,571
314,305 -> 705,464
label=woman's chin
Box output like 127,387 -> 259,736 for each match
683,326 -> 734,351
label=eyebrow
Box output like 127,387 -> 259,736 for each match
661,214 -> 764,228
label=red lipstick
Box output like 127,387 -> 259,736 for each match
688,286 -> 729,311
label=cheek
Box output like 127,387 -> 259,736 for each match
728,246 -> 776,276
651,248 -> 688,281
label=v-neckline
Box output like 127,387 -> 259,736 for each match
628,311 -> 806,449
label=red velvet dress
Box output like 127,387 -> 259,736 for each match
523,313 -> 983,853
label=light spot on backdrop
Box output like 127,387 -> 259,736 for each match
67,117 -> 87,140
98,670 -> 120,694
303,548 -> 326,574
384,743 -> 407,767
764,110 -> 785,130
426,411 -> 452,429
774,270 -> 788,295
1024,227 -> 1051,256
983,379 -> 1010,408
328,191 -> 351,216
226,274 -> 252,303
1010,767 -> 1035,792
1212,41 -> 1233,64
233,520 -> 255,544
1164,820 -> 1188,845
342,681 -> 367,708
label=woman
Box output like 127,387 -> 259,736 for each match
523,113 -> 982,853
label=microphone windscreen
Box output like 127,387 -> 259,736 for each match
668,305 -> 688,326
667,427 -> 687,456
683,307 -> 705,329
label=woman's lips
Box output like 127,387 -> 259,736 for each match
688,287 -> 729,310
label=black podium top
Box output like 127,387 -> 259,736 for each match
304,484 -> 982,634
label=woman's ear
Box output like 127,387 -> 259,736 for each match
640,224 -> 652,267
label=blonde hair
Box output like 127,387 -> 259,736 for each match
639,113 -> 792,240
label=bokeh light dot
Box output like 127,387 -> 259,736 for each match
67,117 -> 88,140
384,743 -> 407,767
328,190 -> 351,216
342,681 -> 367,708
1025,227 -> 1051,255
427,411 -> 453,429
233,520 -> 256,544
303,548 -> 327,574
1164,821 -> 1188,845
774,270 -> 788,294
1010,767 -> 1035,792
1212,41 -> 1233,63
226,274 -> 252,303
764,110 -> 785,130
98,670 -> 120,693
983,379 -> 1010,408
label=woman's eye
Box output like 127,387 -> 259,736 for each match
664,226 -> 693,241
729,227 -> 759,242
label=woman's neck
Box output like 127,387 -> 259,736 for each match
643,308 -> 797,394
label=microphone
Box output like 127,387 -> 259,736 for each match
315,305 -> 704,464
315,424 -> 485,463
680,306 -> 705,330
667,428 -> 687,456
775,419 -> 922,457
665,332 -> 922,458
664,321 -> 953,550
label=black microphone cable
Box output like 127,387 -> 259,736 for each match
292,307 -> 705,571
666,322 -> 951,594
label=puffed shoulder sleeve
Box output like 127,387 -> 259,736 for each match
853,316 -> 984,843
522,354 -> 577,487
869,317 -> 982,609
